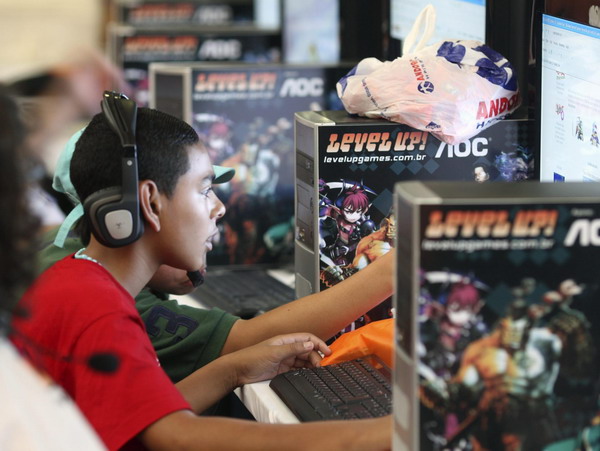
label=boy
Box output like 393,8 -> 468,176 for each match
12,97 -> 390,450
39,128 -> 395,384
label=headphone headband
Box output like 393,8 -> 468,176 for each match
101,91 -> 137,151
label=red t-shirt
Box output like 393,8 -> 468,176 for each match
11,255 -> 191,450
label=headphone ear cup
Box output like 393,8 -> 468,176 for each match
83,186 -> 143,247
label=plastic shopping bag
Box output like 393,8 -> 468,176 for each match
321,318 -> 393,368
336,5 -> 520,145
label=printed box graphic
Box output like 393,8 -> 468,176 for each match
107,23 -> 281,106
114,1 -> 254,26
294,110 -> 535,336
151,63 -> 353,267
393,181 -> 600,451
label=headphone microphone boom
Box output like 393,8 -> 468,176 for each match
187,270 -> 204,287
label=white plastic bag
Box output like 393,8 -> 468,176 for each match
336,5 -> 520,145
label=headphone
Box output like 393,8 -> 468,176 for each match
83,91 -> 144,247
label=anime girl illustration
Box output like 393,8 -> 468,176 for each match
318,179 -> 376,287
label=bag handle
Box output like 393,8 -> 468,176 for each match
402,4 -> 437,55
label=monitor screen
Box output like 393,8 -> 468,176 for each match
282,0 -> 340,63
539,14 -> 600,181
389,0 -> 486,49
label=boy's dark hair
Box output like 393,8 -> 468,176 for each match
71,107 -> 199,244
0,85 -> 41,313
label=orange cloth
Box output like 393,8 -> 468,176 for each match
321,318 -> 394,368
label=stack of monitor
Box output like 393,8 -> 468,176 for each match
537,8 -> 600,181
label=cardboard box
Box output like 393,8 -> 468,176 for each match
107,23 -> 281,106
150,63 -> 354,266
393,180 -> 600,450
294,110 -> 535,319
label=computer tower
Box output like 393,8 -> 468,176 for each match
294,110 -> 535,317
150,63 -> 354,267
393,180 -> 600,450
106,23 -> 281,106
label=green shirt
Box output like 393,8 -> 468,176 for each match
37,228 -> 239,383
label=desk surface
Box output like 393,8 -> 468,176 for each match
235,381 -> 299,424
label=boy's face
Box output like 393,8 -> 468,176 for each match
158,144 -> 225,275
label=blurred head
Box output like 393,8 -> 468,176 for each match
498,300 -> 530,351
473,164 -> 490,183
445,282 -> 482,326
0,85 -> 40,313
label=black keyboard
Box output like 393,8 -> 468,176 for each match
269,356 -> 392,422
190,269 -> 295,317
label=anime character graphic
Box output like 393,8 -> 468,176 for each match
535,279 -> 596,380
493,146 -> 534,181
591,122 -> 599,147
318,180 -> 376,280
321,215 -> 396,333
220,117 -> 291,199
576,117 -> 584,141
473,163 -> 491,183
194,114 -> 236,163
556,104 -> 564,121
420,279 -> 488,382
421,300 -> 564,450
352,214 -> 395,271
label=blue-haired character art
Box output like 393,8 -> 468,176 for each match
591,122 -> 599,147
318,179 -> 376,288
494,146 -> 534,181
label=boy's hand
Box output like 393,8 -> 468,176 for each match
232,333 -> 331,386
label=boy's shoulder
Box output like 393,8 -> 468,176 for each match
36,226 -> 83,275
31,256 -> 133,316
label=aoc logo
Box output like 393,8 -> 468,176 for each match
198,39 -> 242,59
193,5 -> 233,24
564,219 -> 600,246
279,77 -> 324,97
434,137 -> 489,158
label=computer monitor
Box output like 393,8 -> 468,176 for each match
281,0 -> 340,63
538,13 -> 600,181
389,0 -> 486,53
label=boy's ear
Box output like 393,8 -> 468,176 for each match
139,180 -> 162,232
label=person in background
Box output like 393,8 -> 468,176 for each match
0,85 -> 105,450
12,99 -> 391,450
8,49 -> 130,234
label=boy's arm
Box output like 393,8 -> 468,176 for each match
221,249 -> 394,354
141,411 -> 391,451
175,333 -> 329,412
